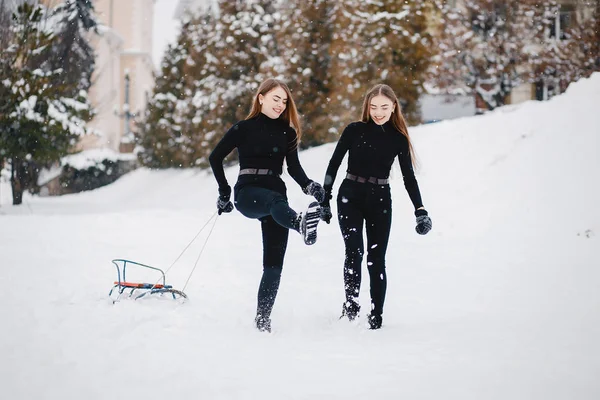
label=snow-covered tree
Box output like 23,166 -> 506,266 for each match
532,1 -> 600,97
591,1 -> 600,71
279,0 -> 336,147
429,0 -> 599,112
138,1 -> 287,168
326,0 -> 372,125
281,0 -> 431,137
326,1 -> 432,127
137,0 -> 438,169
137,19 -> 194,168
0,3 -> 94,204
357,0 -> 432,123
428,0 -> 536,112
585,1 -> 600,72
186,0 -> 284,166
48,0 -> 98,95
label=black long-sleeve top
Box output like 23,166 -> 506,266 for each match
323,120 -> 424,209
209,113 -> 312,198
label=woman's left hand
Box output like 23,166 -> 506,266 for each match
304,181 -> 326,203
415,209 -> 432,235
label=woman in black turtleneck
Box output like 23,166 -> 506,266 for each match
209,78 -> 325,333
321,84 -> 433,330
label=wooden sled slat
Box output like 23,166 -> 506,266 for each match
113,281 -> 171,289
109,259 -> 187,301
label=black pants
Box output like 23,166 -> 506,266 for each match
235,185 -> 298,320
337,179 -> 392,317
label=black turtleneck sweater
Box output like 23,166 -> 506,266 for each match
323,120 -> 423,209
209,113 -> 312,198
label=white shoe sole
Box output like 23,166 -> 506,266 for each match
301,201 -> 321,245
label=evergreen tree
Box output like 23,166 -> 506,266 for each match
325,1 -> 432,126
49,0 -> 98,94
137,0 -> 439,170
279,0 -> 335,147
327,0 -> 369,127
280,0 -> 432,136
187,0 -> 283,167
137,20 -> 194,168
180,9 -> 226,168
358,0 -> 432,124
0,3 -> 93,204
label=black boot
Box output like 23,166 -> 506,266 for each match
255,267 -> 281,333
367,313 -> 383,330
255,314 -> 272,333
340,300 -> 360,321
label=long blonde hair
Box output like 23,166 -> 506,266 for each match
246,78 -> 302,140
361,84 -> 416,166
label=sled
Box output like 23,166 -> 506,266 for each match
109,258 -> 188,300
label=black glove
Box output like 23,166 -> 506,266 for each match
303,181 -> 326,203
218,185 -> 231,199
320,202 -> 332,224
217,194 -> 234,215
415,209 -> 432,235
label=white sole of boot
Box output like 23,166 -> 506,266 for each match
302,201 -> 321,245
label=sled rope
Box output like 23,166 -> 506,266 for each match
181,211 -> 219,292
145,210 -> 219,292
164,210 -> 219,276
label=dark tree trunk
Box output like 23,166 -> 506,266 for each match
10,158 -> 23,205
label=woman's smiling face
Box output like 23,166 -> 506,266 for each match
259,86 -> 288,119
369,94 -> 394,125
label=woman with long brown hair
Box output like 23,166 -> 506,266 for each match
209,78 -> 325,333
321,84 -> 432,330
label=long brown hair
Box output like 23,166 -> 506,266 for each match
246,78 -> 302,140
361,84 -> 416,166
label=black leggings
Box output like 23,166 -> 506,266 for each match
235,186 -> 298,320
337,180 -> 392,317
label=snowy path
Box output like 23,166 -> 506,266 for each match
1,75 -> 599,399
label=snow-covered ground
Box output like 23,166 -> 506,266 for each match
1,74 -> 599,399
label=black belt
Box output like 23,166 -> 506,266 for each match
239,168 -> 278,176
346,173 -> 389,185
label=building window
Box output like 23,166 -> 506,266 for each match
549,5 -> 575,40
535,79 -> 559,101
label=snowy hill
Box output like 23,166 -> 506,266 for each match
1,74 -> 599,399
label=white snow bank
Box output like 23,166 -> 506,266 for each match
61,148 -> 137,170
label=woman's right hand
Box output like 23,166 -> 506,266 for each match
217,194 -> 234,215
320,202 -> 332,224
